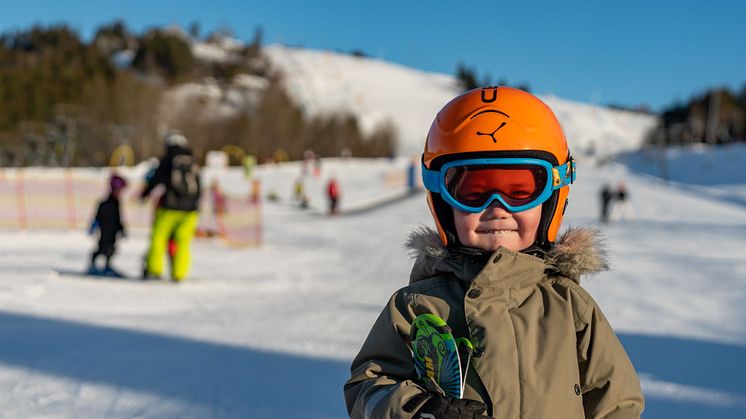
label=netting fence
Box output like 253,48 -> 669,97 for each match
0,168 -> 262,247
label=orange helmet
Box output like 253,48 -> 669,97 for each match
423,86 -> 573,249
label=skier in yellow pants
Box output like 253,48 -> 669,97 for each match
147,209 -> 198,281
141,131 -> 201,281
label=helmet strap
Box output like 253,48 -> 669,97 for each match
534,191 -> 559,251
431,193 -> 460,247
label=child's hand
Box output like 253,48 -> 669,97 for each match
403,392 -> 492,419
87,220 -> 99,236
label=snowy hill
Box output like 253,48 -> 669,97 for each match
0,150 -> 745,417
264,45 -> 659,156
156,37 -> 659,158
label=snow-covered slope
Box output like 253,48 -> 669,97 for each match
264,45 -> 459,156
619,143 -> 746,209
0,152 -> 745,418
264,45 -> 659,157
541,95 -> 658,156
160,75 -> 267,124
145,37 -> 658,159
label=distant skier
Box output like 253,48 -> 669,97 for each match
327,176 -> 340,215
611,181 -> 635,221
141,131 -> 201,282
600,183 -> 614,223
88,174 -> 127,277
210,180 -> 227,217
293,176 -> 309,209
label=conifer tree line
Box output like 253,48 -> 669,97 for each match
646,87 -> 746,146
455,62 -> 532,93
0,21 -> 396,166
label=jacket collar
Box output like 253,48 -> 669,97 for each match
406,226 -> 610,285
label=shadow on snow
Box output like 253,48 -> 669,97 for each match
0,310 -> 349,418
619,333 -> 746,419
1,311 -> 745,418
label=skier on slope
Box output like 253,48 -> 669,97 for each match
88,173 -> 127,277
141,131 -> 201,282
600,183 -> 614,223
345,87 -> 644,418
327,175 -> 340,215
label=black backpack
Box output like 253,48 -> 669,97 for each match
165,154 -> 201,209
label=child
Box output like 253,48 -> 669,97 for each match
344,87 -> 643,418
89,173 -> 127,276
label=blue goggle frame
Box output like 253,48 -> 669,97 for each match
422,157 -> 576,213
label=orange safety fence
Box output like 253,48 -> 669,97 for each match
0,168 -> 262,247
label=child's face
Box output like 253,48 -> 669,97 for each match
453,203 -> 541,252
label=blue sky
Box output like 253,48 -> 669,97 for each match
1,0 -> 744,111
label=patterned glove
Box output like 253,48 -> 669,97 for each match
403,392 -> 492,419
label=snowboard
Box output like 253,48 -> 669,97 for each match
410,313 -> 472,399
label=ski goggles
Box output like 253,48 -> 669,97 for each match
422,157 -> 575,213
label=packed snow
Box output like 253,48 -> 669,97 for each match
0,144 -> 745,418
618,143 -> 746,207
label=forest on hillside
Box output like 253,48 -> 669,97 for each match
646,88 -> 746,147
0,21 -> 395,166
2,20 -> 742,167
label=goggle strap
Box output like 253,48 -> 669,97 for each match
421,165 -> 441,193
552,159 -> 576,190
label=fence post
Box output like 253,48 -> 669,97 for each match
255,195 -> 263,247
16,169 -> 26,230
65,169 -> 77,228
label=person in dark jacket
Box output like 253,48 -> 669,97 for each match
89,174 -> 127,276
141,131 -> 201,281
600,183 -> 614,223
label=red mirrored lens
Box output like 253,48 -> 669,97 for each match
445,165 -> 547,208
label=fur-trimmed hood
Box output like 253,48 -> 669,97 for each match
405,226 -> 609,284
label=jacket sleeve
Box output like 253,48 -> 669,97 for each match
344,291 -> 427,419
94,202 -> 104,224
576,295 -> 645,419
141,158 -> 168,198
89,202 -> 103,234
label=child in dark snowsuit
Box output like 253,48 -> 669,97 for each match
89,174 -> 127,275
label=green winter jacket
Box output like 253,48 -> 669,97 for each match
344,227 -> 644,418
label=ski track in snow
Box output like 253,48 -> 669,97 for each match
0,155 -> 745,418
